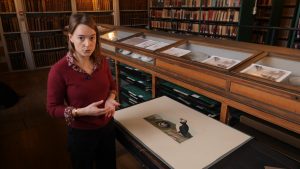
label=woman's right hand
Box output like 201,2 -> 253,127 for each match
74,100 -> 109,117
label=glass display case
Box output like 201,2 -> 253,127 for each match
100,29 -> 141,53
120,32 -> 181,52
235,52 -> 300,92
158,40 -> 260,72
115,32 -> 181,65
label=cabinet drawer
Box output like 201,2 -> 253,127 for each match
156,59 -> 227,89
230,82 -> 300,114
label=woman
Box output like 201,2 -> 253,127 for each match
47,13 -> 119,169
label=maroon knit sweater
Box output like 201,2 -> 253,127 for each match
47,54 -> 116,129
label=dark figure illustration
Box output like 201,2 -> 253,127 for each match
179,118 -> 192,138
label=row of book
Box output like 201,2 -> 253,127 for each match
201,9 -> 239,22
76,0 -> 112,11
151,21 -> 199,32
156,79 -> 220,118
119,0 -> 148,10
24,0 -> 71,12
9,53 -> 27,70
201,0 -> 240,7
27,15 -> 70,31
0,0 -> 16,12
34,49 -> 67,67
91,14 -> 114,25
4,35 -> 23,52
30,33 -> 67,50
257,0 -> 272,6
120,11 -> 148,26
151,0 -> 201,7
0,16 -> 19,32
199,24 -> 237,37
151,9 -> 200,20
151,9 -> 239,22
150,0 -> 241,8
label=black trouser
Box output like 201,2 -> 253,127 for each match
67,120 -> 116,169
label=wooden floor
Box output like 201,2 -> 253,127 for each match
0,69 -> 143,169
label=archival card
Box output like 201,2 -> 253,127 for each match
145,42 -> 169,51
240,64 -> 291,82
201,55 -> 241,69
161,47 -> 191,57
121,37 -> 148,46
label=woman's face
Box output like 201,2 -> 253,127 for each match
69,24 -> 96,58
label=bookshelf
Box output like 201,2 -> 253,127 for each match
149,0 -> 255,40
119,0 -> 148,28
290,0 -> 300,48
23,0 -> 71,69
247,0 -> 283,45
0,0 -> 126,71
0,0 -> 30,71
275,0 -> 298,47
75,0 -> 114,25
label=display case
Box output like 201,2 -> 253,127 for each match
99,25 -> 300,134
158,40 -> 261,72
115,31 -> 183,66
234,52 -> 300,92
100,28 -> 141,55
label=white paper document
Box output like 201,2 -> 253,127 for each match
240,64 -> 291,82
145,41 -> 169,50
201,55 -> 241,69
115,96 -> 251,169
162,47 -> 191,57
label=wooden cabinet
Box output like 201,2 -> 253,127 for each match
99,25 -> 300,134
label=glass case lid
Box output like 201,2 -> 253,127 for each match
159,40 -> 257,70
100,29 -> 139,42
239,53 -> 300,87
120,33 -> 180,51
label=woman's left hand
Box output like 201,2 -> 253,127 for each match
104,99 -> 120,118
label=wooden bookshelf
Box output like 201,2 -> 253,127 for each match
119,0 -> 148,27
23,0 -> 71,69
149,0 -> 254,40
0,0 -> 29,71
76,0 -> 114,25
290,0 -> 300,48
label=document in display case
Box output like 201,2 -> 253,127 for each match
100,30 -> 140,52
159,41 -> 257,71
120,33 -> 180,51
237,52 -> 300,89
114,96 -> 252,169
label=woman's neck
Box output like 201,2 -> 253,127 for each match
74,53 -> 94,74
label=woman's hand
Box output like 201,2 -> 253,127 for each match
75,100 -> 108,117
104,99 -> 120,118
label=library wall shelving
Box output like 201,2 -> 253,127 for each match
276,0 -> 298,47
148,0 -> 300,48
119,0 -> 148,28
149,0 -> 255,40
0,0 -> 150,71
99,25 -> 300,136
290,0 -> 300,48
75,0 -> 114,25
0,0 -> 29,71
246,0 -> 283,45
